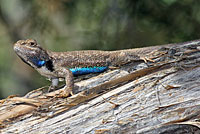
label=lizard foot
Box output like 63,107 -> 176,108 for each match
48,85 -> 57,92
56,87 -> 74,98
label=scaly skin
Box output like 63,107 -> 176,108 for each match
13,39 -> 159,97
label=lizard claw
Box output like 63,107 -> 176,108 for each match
56,87 -> 74,98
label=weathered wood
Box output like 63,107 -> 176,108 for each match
1,40 -> 200,133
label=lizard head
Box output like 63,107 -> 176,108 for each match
13,39 -> 51,69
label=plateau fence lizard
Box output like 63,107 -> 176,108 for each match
13,39 -> 162,97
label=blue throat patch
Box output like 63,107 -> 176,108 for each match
31,58 -> 46,67
37,60 -> 46,67
70,66 -> 108,76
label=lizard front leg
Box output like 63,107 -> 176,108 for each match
48,78 -> 59,92
56,67 -> 74,97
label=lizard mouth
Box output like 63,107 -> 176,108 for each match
13,45 -> 22,55
13,45 -> 25,58
13,45 -> 20,52
13,41 -> 23,53
13,42 -> 37,57
13,45 -> 35,68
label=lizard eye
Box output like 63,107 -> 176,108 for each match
30,41 -> 36,46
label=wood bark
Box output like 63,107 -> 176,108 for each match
1,40 -> 200,134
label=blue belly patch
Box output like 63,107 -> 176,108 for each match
70,66 -> 108,76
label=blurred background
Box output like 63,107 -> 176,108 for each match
1,0 -> 200,99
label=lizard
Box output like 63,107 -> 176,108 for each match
13,39 -> 162,97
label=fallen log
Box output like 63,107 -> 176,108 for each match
1,40 -> 200,133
